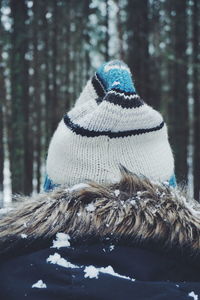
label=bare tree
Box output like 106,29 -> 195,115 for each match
10,0 -> 33,194
192,0 -> 200,200
168,0 -> 189,183
0,0 -> 5,194
127,0 -> 150,100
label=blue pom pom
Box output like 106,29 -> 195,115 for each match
97,60 -> 136,93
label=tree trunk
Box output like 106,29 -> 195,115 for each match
10,0 -> 32,194
115,0 -> 125,61
168,0 -> 188,183
51,0 -> 58,133
33,0 -> 41,193
41,2 -> 51,151
148,0 -> 162,110
105,0 -> 109,61
127,0 -> 150,100
192,0 -> 200,200
64,0 -> 71,110
0,0 -> 5,193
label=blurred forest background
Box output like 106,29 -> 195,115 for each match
0,0 -> 200,207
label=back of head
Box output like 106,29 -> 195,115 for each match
44,60 -> 176,191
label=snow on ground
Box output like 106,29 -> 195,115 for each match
47,253 -> 79,269
188,291 -> 198,300
51,232 -> 71,249
32,280 -> 47,289
84,265 -> 135,282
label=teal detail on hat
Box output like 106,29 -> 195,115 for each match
168,174 -> 177,187
97,60 -> 136,93
43,175 -> 59,192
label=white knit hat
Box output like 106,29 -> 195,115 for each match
44,60 -> 176,191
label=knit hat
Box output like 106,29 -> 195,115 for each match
44,60 -> 176,191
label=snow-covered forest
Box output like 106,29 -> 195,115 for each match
0,0 -> 200,207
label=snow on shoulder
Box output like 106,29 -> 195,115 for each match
47,252 -> 80,269
189,291 -> 198,300
114,189 -> 120,197
51,232 -> 71,249
84,265 -> 135,282
84,266 -> 99,279
86,203 -> 96,212
20,233 -> 28,239
32,280 -> 47,289
66,183 -> 90,193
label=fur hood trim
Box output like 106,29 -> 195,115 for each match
1,170 -> 200,255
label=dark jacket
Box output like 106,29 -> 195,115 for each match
1,172 -> 200,300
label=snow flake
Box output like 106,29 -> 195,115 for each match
112,81 -> 120,86
160,192 -> 166,198
21,233 -> 27,239
100,266 -> 135,281
155,189 -> 160,195
51,232 -> 71,249
86,203 -> 96,212
155,204 -> 161,209
163,181 -> 170,186
109,245 -> 115,252
77,212 -> 82,217
130,199 -> 136,205
114,189 -> 120,197
188,291 -> 198,300
32,280 -> 47,289
136,191 -> 143,200
47,253 -> 79,269
84,266 -> 99,279
84,265 -> 135,282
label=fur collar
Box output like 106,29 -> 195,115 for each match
0,170 -> 200,256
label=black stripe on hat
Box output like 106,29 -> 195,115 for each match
92,75 -> 144,108
103,91 -> 144,109
92,74 -> 106,98
63,114 -> 165,138
110,88 -> 138,96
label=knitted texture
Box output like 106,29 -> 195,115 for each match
45,60 -> 175,190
